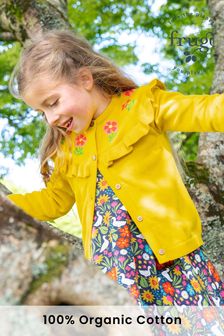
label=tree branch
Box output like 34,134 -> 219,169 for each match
0,182 -> 83,251
0,31 -> 16,41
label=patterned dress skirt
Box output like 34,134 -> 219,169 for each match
91,169 -> 224,308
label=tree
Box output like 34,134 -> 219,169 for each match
0,0 -> 139,305
0,0 -> 223,305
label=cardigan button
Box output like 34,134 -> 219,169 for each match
92,155 -> 96,161
159,249 -> 165,255
137,216 -> 143,221
115,183 -> 121,190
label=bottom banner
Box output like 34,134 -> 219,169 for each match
0,305 -> 223,335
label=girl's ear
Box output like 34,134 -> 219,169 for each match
77,67 -> 93,91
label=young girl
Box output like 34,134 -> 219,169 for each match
7,29 -> 224,307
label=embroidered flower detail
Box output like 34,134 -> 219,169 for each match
190,279 -> 202,292
98,178 -> 108,190
149,276 -> 159,290
130,284 -> 140,299
122,99 -> 130,110
103,120 -> 118,142
124,88 -> 135,96
104,120 -> 117,134
162,295 -> 173,305
97,194 -> 109,205
93,254 -> 104,264
107,267 -> 117,281
103,211 -> 111,226
142,290 -> 154,303
162,282 -> 175,296
122,99 -> 136,111
119,225 -> 131,238
75,134 -> 87,146
74,134 -> 87,155
116,237 -> 130,249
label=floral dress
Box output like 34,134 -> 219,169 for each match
91,169 -> 224,308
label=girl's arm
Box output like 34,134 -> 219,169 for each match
151,82 -> 224,132
6,169 -> 75,221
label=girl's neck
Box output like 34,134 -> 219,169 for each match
92,88 -> 112,120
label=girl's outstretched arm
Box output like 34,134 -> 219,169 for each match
151,81 -> 224,133
6,169 -> 75,221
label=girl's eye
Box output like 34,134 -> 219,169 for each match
49,99 -> 59,108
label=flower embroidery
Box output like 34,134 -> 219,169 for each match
103,120 -> 118,142
122,98 -> 136,111
119,225 -> 131,238
124,88 -> 135,96
162,281 -> 175,295
129,284 -> 140,299
98,178 -> 108,190
149,276 -> 159,290
75,134 -> 87,146
103,211 -> 111,226
122,99 -> 130,110
107,267 -> 117,281
93,254 -> 104,264
97,194 -> 109,205
190,278 -> 202,292
141,290 -> 154,303
162,295 -> 173,305
74,134 -> 87,155
116,237 -> 130,249
173,265 -> 182,276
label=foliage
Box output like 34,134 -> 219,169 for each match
0,0 -> 215,168
0,42 -> 46,167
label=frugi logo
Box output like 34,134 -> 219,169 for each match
169,30 -> 214,64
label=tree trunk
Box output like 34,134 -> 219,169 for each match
192,0 -> 224,278
0,0 -> 134,305
0,183 -> 133,305
0,0 -> 70,42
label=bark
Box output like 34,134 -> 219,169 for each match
0,0 -> 134,305
0,183 -> 133,305
0,0 -> 70,43
191,0 -> 224,278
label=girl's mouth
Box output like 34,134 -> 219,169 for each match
66,117 -> 73,132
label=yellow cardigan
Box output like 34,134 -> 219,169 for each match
7,78 -> 224,263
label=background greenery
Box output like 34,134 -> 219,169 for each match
0,0 -> 214,235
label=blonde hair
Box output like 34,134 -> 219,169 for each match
8,29 -> 188,185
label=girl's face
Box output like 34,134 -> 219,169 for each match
22,68 -> 111,134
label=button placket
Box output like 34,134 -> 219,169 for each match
88,123 -> 97,164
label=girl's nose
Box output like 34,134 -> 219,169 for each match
46,113 -> 60,127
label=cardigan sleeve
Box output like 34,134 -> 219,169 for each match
6,168 -> 75,221
151,81 -> 224,132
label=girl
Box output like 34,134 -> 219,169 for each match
7,29 -> 224,307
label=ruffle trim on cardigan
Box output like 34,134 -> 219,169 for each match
103,78 -> 166,167
54,155 -> 91,178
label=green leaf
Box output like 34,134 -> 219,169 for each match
139,276 -> 149,288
